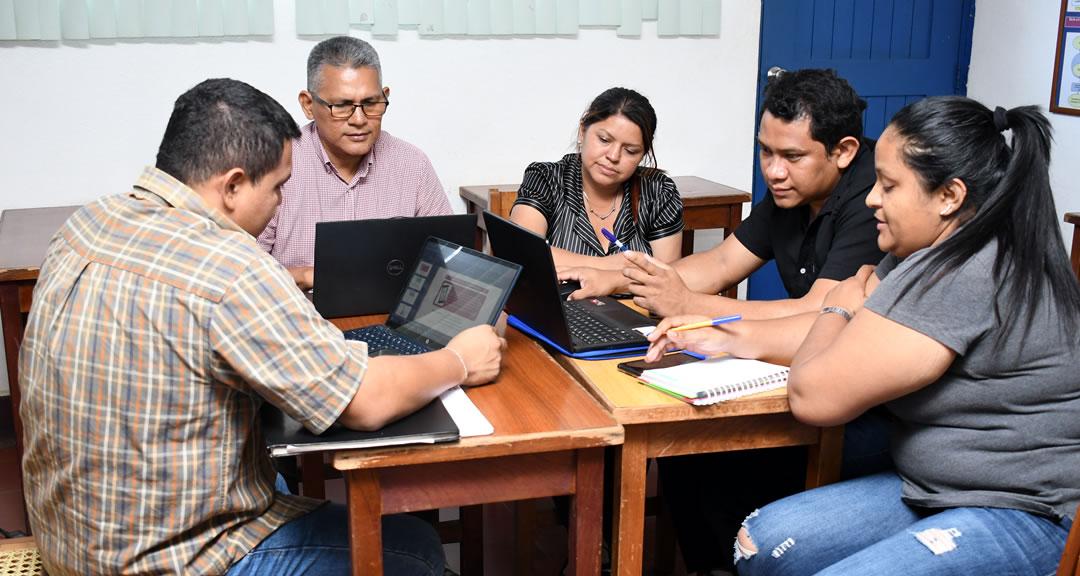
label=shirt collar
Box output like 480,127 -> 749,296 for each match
309,123 -> 376,181
132,166 -> 245,234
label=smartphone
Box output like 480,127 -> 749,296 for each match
617,353 -> 702,377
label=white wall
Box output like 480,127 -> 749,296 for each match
966,0 -> 1080,242
0,1 -> 764,394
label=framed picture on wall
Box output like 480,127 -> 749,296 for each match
1051,0 -> 1080,115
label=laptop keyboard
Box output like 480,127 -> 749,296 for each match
562,301 -> 641,345
343,325 -> 428,356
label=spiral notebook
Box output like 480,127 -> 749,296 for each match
637,355 -> 789,406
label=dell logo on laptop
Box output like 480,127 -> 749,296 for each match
386,259 -> 406,276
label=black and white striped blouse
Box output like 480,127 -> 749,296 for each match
514,153 -> 684,257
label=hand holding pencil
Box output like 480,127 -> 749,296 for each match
644,314 -> 743,362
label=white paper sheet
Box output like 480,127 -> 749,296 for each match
439,386 -> 494,437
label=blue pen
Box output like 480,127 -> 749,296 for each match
601,228 -> 628,252
668,314 -> 742,332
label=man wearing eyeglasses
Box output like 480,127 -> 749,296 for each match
257,36 -> 452,290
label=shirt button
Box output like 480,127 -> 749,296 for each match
800,268 -> 806,274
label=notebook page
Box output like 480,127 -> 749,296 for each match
640,356 -> 789,399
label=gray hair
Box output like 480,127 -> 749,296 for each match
306,36 -> 383,94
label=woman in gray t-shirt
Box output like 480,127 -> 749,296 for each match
725,96 -> 1080,575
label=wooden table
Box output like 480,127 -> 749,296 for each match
554,354 -> 843,576
459,176 -> 750,298
329,315 -> 623,576
0,205 -> 81,533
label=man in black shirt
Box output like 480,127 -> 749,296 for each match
624,69 -> 883,325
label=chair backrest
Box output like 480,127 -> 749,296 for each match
488,188 -> 518,220
1058,502 -> 1080,576
1066,212 -> 1079,284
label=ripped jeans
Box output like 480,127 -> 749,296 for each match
735,471 -> 1072,576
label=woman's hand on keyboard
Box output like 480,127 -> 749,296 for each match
446,325 -> 508,386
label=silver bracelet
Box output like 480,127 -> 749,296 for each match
819,306 -> 853,322
445,346 -> 468,385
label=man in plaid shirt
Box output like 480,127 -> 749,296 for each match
20,78 -> 504,575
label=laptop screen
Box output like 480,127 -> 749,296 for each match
386,237 -> 521,349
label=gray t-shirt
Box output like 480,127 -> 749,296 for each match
865,240 -> 1080,521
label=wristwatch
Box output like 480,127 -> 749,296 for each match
819,306 -> 853,322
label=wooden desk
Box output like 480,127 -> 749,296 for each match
459,177 -> 750,299
554,354 -> 843,576
0,205 -> 81,532
1066,212 -> 1079,282
329,315 -> 623,576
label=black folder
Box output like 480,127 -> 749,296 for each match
261,399 -> 460,457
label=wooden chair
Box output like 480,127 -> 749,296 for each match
1058,502 -> 1080,576
1066,213 -> 1079,284
487,188 -> 518,220
0,536 -> 44,575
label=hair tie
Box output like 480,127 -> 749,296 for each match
993,106 -> 1010,132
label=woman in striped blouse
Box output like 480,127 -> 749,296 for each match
510,87 -> 685,272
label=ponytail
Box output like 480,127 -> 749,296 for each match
888,97 -> 1080,348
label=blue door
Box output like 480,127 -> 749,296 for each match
748,0 -> 976,300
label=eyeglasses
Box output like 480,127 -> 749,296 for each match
310,92 -> 390,119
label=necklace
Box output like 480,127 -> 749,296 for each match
583,190 -> 618,220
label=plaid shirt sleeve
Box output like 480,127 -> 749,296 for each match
209,253 -> 365,434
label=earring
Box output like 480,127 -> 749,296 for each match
576,139 -> 582,151
940,204 -> 952,216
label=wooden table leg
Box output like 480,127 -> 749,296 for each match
568,447 -> 604,576
611,427 -> 648,576
460,505 -> 484,575
515,500 -> 537,576
346,469 -> 384,576
805,425 -> 844,489
680,230 -> 695,258
653,469 -> 677,576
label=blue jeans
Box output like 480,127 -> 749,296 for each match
658,407 -> 894,572
227,475 -> 445,575
735,471 -> 1072,576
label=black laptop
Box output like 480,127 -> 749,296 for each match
482,212 -> 656,355
313,215 -> 475,318
343,236 -> 521,356
261,398 -> 459,457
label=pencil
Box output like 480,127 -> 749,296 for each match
668,314 -> 742,332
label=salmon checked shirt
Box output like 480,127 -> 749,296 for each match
19,167 -> 368,575
257,123 -> 452,269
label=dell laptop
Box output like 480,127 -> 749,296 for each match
313,215 -> 475,318
482,212 -> 656,355
343,236 -> 521,356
